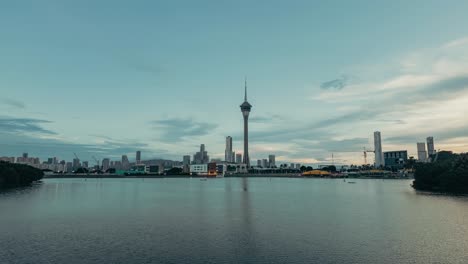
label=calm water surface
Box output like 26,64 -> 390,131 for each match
1,178 -> 468,264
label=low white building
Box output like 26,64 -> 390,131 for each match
190,164 -> 208,175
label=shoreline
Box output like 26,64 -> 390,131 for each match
43,174 -> 412,180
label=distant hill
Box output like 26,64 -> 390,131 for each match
0,161 -> 44,188
413,152 -> 468,194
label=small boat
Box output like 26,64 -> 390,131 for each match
200,178 -> 208,181
348,181 -> 356,184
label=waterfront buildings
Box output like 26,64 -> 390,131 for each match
121,155 -> 130,170
427,137 -> 435,156
183,155 -> 191,165
384,150 -> 408,170
262,159 -> 268,168
190,164 -> 208,175
193,144 -> 209,164
183,155 -> 191,173
102,158 -> 110,171
225,136 -> 234,162
417,142 -> 427,162
236,153 -> 242,164
72,158 -> 80,170
136,151 -> 141,165
268,155 -> 276,168
0,157 -> 15,163
374,131 -> 385,168
240,79 -> 252,167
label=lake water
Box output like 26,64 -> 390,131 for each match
1,178 -> 468,264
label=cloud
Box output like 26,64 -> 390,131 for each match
320,76 -> 349,90
0,117 -> 56,135
250,114 -> 284,123
1,98 -> 26,109
151,117 -> 218,142
0,132 -> 170,162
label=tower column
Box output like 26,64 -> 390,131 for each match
243,116 -> 249,166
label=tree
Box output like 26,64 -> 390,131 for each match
0,161 -> 44,187
166,167 -> 183,175
413,152 -> 468,193
405,157 -> 416,169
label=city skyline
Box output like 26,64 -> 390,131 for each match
1,1 -> 468,164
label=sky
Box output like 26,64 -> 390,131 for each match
1,0 -> 468,165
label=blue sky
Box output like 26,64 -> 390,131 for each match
1,0 -> 468,165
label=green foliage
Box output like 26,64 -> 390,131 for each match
166,167 -> 183,175
413,152 -> 468,194
0,161 -> 44,187
321,165 -> 337,172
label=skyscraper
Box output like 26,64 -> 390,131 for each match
193,144 -> 209,164
225,136 -> 233,162
374,131 -> 385,168
183,155 -> 191,165
268,155 -> 276,168
122,155 -> 130,170
236,153 -> 242,164
102,158 -> 110,171
240,78 -> 252,167
72,158 -> 80,170
417,142 -> 427,162
136,151 -> 141,164
427,137 -> 435,156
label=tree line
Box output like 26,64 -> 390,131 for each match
413,151 -> 468,194
0,161 -> 44,188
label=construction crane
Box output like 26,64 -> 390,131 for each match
92,156 -> 100,169
363,147 -> 375,165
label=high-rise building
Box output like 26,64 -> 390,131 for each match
268,155 -> 276,168
114,161 -> 122,170
72,158 -> 80,170
384,150 -> 408,170
236,153 -> 242,164
262,159 -> 268,168
225,136 -> 233,162
240,78 -> 252,167
257,159 -> 262,167
22,153 -> 28,159
427,137 -> 435,156
374,131 -> 385,168
102,158 -> 110,171
66,162 -> 73,173
183,155 -> 191,165
136,151 -> 141,164
82,161 -> 89,168
122,155 -> 130,170
417,142 -> 427,162
193,144 -> 209,164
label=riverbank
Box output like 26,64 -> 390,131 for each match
43,173 -> 410,179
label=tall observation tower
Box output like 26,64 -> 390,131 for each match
240,78 -> 252,167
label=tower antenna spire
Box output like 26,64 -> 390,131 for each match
244,77 -> 247,101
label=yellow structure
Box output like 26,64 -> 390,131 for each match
301,170 -> 331,177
